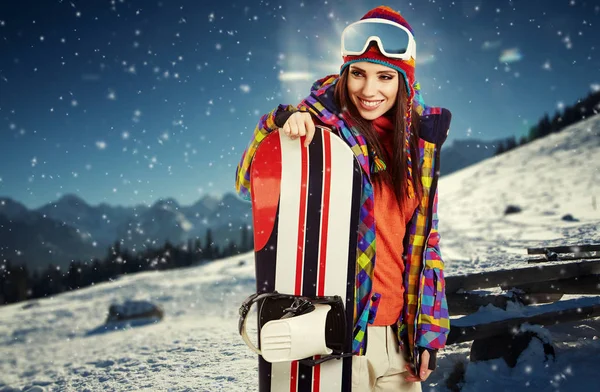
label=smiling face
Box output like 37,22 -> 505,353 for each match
346,61 -> 399,120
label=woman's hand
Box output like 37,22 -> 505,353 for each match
403,350 -> 433,382
281,111 -> 315,147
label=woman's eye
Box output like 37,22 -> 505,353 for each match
351,71 -> 362,77
380,75 -> 394,80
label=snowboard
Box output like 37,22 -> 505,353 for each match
249,126 -> 363,392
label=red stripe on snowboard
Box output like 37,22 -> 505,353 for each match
290,361 -> 298,392
251,132 -> 282,252
295,138 -> 308,296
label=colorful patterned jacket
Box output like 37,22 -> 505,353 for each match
235,74 -> 451,369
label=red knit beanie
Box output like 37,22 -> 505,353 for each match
340,6 -> 416,103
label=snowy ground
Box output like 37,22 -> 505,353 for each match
438,113 -> 600,272
1,114 -> 599,391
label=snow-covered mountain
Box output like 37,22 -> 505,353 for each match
0,209 -> 105,271
440,138 -> 500,176
0,115 -> 599,391
36,194 -> 141,247
0,198 -> 30,220
0,193 -> 252,270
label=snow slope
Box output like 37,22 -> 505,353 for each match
1,115 -> 599,391
0,256 -> 258,391
439,113 -> 600,273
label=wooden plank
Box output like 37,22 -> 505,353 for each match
501,274 -> 600,295
447,292 -> 563,316
445,259 -> 600,293
528,252 -> 600,263
527,244 -> 600,255
447,297 -> 600,345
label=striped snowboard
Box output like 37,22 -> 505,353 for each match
250,127 -> 362,392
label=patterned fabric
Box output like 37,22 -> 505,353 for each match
234,75 -> 451,370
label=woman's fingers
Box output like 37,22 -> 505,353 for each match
297,116 -> 306,137
281,123 -> 289,136
289,119 -> 299,139
303,115 -> 316,147
418,351 -> 433,381
402,355 -> 433,383
281,112 -> 316,145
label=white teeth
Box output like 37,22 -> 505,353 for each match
361,99 -> 383,107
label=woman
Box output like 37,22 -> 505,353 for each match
235,6 -> 451,391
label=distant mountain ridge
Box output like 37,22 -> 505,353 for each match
440,138 -> 501,176
0,194 -> 252,271
0,137 -> 528,272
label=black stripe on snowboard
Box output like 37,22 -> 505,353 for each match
256,201 -> 280,392
342,162 -> 362,391
297,127 -> 324,391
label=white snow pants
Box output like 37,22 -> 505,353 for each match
351,325 -> 422,392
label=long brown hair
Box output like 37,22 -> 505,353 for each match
334,66 -> 423,207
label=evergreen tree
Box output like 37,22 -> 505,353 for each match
505,136 -> 518,151
550,111 -> 562,133
538,113 -> 551,138
67,261 -> 83,290
203,229 -> 214,259
241,224 -> 250,252
519,135 -> 528,146
528,125 -> 540,141
495,141 -> 505,155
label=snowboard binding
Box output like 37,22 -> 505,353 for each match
238,291 -> 353,366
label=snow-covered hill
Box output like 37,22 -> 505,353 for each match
0,255 -> 258,391
1,115 -> 599,391
439,113 -> 600,274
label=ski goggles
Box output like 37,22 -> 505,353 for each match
341,18 -> 416,60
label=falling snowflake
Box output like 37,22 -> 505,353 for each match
542,60 -> 551,70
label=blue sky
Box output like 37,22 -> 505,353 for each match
0,0 -> 598,209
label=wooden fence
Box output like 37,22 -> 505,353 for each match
445,244 -> 600,346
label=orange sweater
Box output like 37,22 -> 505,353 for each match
371,180 -> 418,325
371,122 -> 419,326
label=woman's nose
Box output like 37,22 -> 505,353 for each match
361,78 -> 377,97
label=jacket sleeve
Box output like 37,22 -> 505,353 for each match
416,186 -> 450,350
234,104 -> 299,201
416,109 -> 451,351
